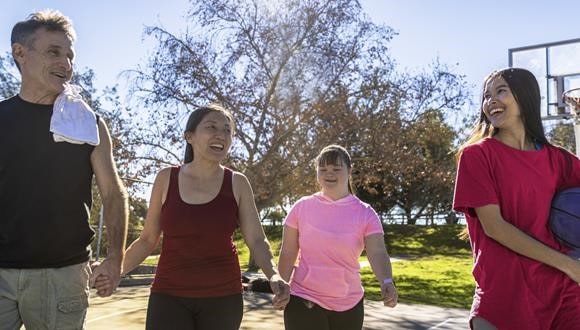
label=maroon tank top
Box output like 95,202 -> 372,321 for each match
151,166 -> 242,297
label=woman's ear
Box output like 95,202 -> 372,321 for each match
184,131 -> 193,143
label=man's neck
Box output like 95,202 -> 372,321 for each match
19,85 -> 58,105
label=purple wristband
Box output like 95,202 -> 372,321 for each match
382,278 -> 393,285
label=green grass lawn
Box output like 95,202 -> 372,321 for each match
384,224 -> 471,256
142,255 -> 160,266
144,224 -> 475,309
361,254 -> 473,309
376,225 -> 475,309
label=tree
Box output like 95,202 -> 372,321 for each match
0,52 -> 20,99
129,0 -> 469,210
548,121 -> 576,155
303,63 -> 468,224
388,109 -> 457,225
128,0 -> 396,208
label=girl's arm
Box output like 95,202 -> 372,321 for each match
121,168 -> 169,276
365,233 -> 398,307
476,204 -> 580,283
278,225 -> 299,282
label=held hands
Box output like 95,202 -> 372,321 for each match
89,257 -> 122,297
91,272 -> 112,297
269,273 -> 290,310
381,281 -> 398,308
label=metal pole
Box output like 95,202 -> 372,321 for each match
574,119 -> 580,157
563,90 -> 580,157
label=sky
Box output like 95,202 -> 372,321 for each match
1,0 -> 579,111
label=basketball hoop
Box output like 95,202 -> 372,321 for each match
563,88 -> 580,120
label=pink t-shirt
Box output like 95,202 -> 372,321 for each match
453,138 -> 580,329
284,192 -> 384,311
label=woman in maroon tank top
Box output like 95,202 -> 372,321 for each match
119,104 -> 290,329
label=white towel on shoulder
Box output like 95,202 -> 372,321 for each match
50,84 -> 100,146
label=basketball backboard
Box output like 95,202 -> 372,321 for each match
509,38 -> 580,120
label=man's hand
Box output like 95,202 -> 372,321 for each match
269,273 -> 290,310
90,257 -> 122,297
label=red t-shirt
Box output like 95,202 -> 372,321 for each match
151,167 -> 242,297
453,137 -> 580,329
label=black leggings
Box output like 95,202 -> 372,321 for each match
284,295 -> 364,330
146,292 -> 243,330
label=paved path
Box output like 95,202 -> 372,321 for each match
86,286 -> 469,329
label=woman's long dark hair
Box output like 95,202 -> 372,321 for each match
183,104 -> 234,163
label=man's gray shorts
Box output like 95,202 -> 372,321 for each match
0,262 -> 91,330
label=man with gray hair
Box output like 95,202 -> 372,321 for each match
0,9 -> 128,329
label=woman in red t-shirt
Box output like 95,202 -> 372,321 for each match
117,104 -> 290,329
453,68 -> 580,330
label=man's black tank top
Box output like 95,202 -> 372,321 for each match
0,95 -> 95,268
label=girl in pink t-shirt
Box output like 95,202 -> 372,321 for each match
453,68 -> 580,330
278,145 -> 397,330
